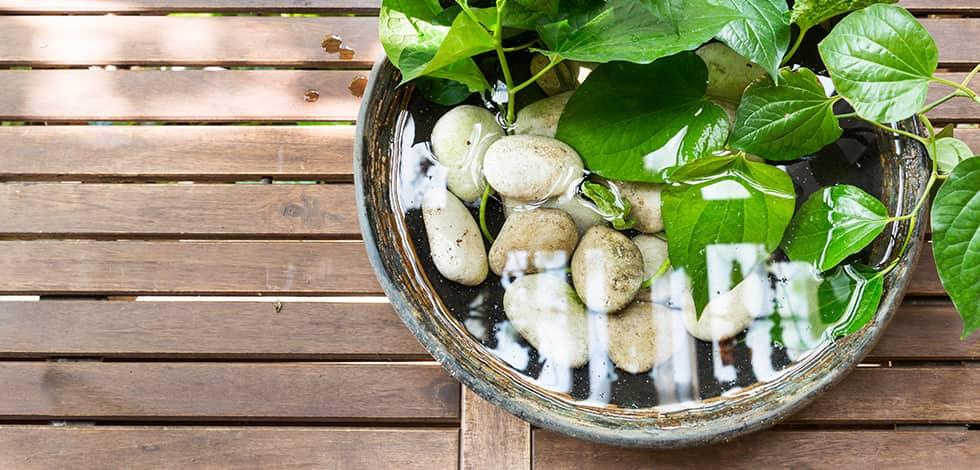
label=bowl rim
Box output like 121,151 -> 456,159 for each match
354,57 -> 930,448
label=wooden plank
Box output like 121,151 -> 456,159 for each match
0,1 -> 382,14
460,388 -> 530,470
0,240 -> 944,296
0,70 -> 365,122
0,126 -> 355,182
929,73 -> 980,123
533,429 -> 979,469
923,19 -> 980,67
0,240 -> 381,295
954,127 -> 980,153
0,17 -> 969,69
0,300 -> 427,359
909,244 -> 944,297
0,183 -> 360,238
0,72 -> 972,123
0,16 -> 381,68
0,362 -> 458,422
791,367 -> 979,424
870,301 -> 980,360
902,0 -> 980,14
0,426 -> 458,470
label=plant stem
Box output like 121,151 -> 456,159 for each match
502,40 -> 538,52
962,63 -> 980,88
835,112 -> 858,119
781,27 -> 809,67
640,259 -> 671,289
877,115 -> 939,277
865,119 -> 930,146
510,56 -> 564,95
919,91 -> 964,115
931,75 -> 980,103
479,184 -> 495,243
492,1 -> 517,124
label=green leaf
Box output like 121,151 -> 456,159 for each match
791,0 -> 898,33
556,53 -> 730,184
817,264 -> 884,337
730,67 -> 843,161
818,4 -> 938,122
580,181 -> 636,230
935,137 -> 975,175
414,76 -> 473,105
781,185 -> 889,272
714,0 -> 791,80
514,0 -> 558,13
379,0 -> 490,92
662,154 -> 797,314
936,124 -> 955,140
537,0 -> 740,64
931,157 -> 980,339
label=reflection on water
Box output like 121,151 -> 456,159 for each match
393,78 -> 891,411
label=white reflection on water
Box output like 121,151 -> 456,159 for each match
491,321 -> 531,371
397,113 -> 446,210
584,312 -> 615,406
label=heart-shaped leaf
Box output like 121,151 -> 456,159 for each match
662,154 -> 796,314
714,0 -> 791,80
818,4 -> 938,122
556,53 -> 729,183
931,157 -> 980,339
791,0 -> 898,33
537,0 -> 740,64
935,137 -> 976,175
380,0 -> 490,92
817,264 -> 884,337
731,67 -> 843,161
782,185 -> 889,272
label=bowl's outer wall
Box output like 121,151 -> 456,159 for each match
354,58 -> 931,448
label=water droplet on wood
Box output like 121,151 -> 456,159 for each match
304,90 -> 320,102
339,45 -> 356,60
322,34 -> 343,53
348,76 -> 368,98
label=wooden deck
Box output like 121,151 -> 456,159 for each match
0,1 -> 976,468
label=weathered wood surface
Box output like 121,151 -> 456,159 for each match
0,0 -> 384,14
0,16 -> 381,67
0,71 -> 971,122
0,17 -> 974,67
0,362 -> 459,422
0,240 -> 945,295
0,300 -> 970,360
0,240 -> 380,295
460,389 -> 531,470
0,126 -> 356,182
0,183 -> 360,238
0,301 -> 426,359
533,429 -> 980,469
0,70 -> 367,122
0,426 -> 460,470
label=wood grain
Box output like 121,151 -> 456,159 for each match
0,17 -> 971,68
869,301 -> 980,360
0,183 -> 360,238
0,1 -> 383,14
954,127 -> 980,153
0,426 -> 458,470
901,0 -> 980,14
928,73 -> 980,123
0,70 -> 366,122
0,240 -> 380,295
791,367 -> 979,424
0,300 -> 427,359
533,429 -> 979,470
0,126 -> 355,182
0,240 -> 945,296
460,388 -> 530,470
0,362 -> 459,422
0,16 -> 381,67
908,244 -> 944,297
